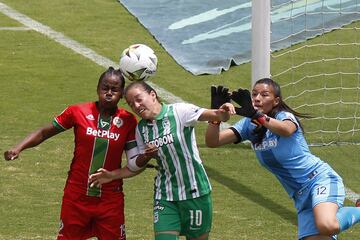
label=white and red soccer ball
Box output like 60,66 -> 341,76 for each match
119,44 -> 158,81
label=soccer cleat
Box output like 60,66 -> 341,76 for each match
356,199 -> 360,208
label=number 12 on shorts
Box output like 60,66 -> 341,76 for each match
189,210 -> 202,227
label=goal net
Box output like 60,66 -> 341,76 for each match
269,0 -> 360,146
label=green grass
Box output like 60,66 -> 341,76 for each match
0,1 -> 360,239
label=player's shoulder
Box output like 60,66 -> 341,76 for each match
67,101 -> 94,110
172,102 -> 195,108
172,102 -> 202,112
58,102 -> 94,115
276,111 -> 296,121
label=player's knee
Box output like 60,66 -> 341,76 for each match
316,218 -> 340,236
189,232 -> 209,240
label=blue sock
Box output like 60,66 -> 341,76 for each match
336,206 -> 360,232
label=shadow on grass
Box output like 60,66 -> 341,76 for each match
206,166 -> 297,226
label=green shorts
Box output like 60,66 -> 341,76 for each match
153,193 -> 212,239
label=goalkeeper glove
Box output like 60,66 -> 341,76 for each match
231,88 -> 268,125
211,85 -> 231,109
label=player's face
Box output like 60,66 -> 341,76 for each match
97,76 -> 123,110
251,83 -> 280,114
125,86 -> 158,120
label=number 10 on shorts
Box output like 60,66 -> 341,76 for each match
189,210 -> 202,227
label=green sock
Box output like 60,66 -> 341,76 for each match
155,233 -> 179,240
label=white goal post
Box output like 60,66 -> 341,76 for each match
251,0 -> 271,86
252,0 -> 360,145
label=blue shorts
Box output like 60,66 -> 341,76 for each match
294,170 -> 345,240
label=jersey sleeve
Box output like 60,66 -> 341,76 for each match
135,125 -> 146,154
124,114 -> 138,147
276,111 -> 299,129
52,106 -> 75,131
174,103 -> 206,127
125,118 -> 142,172
231,118 -> 252,143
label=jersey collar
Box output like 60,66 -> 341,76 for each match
155,103 -> 168,120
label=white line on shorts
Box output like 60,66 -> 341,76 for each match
0,1 -> 358,204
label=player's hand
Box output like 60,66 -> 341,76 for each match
4,149 -> 19,161
219,102 -> 236,115
231,88 -> 257,117
211,85 -> 231,109
144,144 -> 158,158
88,168 -> 114,188
231,88 -> 266,125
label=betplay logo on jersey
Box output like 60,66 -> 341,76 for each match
86,127 -> 120,141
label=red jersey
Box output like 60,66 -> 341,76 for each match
53,102 -> 137,197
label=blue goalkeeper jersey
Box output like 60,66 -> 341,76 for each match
232,111 -> 332,198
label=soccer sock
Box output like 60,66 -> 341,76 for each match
186,237 -> 208,240
336,206 -> 360,232
155,233 -> 179,240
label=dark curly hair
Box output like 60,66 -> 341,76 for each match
252,78 -> 310,144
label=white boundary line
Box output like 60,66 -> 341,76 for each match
0,1 -> 358,204
0,26 -> 30,30
0,2 -> 183,104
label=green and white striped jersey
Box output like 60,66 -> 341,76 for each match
135,103 -> 212,201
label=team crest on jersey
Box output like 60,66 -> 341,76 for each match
162,117 -> 171,135
113,117 -> 123,128
100,119 -> 110,128
86,114 -> 95,120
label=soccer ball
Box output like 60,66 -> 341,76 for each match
119,44 -> 158,81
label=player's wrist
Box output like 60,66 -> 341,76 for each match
208,120 -> 221,126
252,112 -> 270,125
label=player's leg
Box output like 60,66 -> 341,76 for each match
57,191 -> 94,240
335,204 -> 360,232
155,232 -> 179,240
295,176 -> 338,240
154,200 -> 181,240
312,171 -> 360,235
303,236 -> 334,240
186,233 -> 209,240
304,197 -> 360,240
178,193 -> 212,240
313,202 -> 340,236
94,192 -> 126,240
310,171 -> 344,237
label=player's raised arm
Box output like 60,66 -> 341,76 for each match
4,123 -> 62,161
198,85 -> 235,124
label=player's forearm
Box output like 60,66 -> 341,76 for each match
14,130 -> 47,152
15,124 -> 60,152
199,109 -> 230,123
262,118 -> 296,137
205,123 -> 221,148
113,166 -> 143,179
135,153 -> 153,168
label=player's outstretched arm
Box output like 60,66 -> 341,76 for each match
4,123 -> 62,161
89,167 -> 141,188
89,144 -> 159,187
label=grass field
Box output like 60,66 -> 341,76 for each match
1,1 -> 360,239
